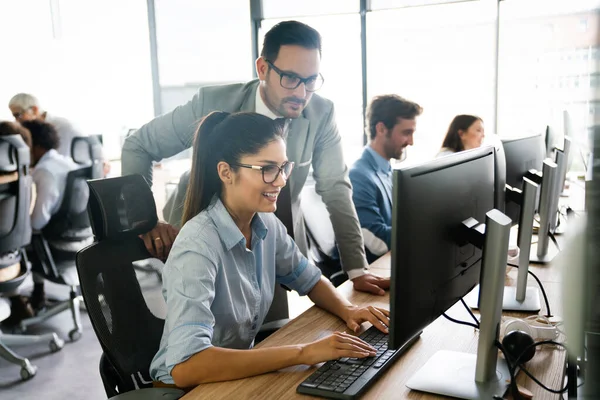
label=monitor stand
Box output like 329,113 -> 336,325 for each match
529,240 -> 559,264
466,178 -> 541,312
407,209 -> 512,399
464,285 -> 541,312
531,160 -> 559,264
406,350 -> 510,399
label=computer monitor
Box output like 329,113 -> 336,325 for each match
502,133 -> 546,224
390,146 -> 494,349
390,146 -> 512,398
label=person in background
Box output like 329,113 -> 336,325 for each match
0,121 -> 34,324
8,93 -> 111,176
437,114 -> 485,157
20,120 -> 86,312
121,20 -> 389,295
150,112 -> 390,388
349,95 -> 422,263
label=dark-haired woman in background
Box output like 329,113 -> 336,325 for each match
437,114 -> 485,157
150,112 -> 389,388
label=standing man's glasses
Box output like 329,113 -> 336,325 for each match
265,60 -> 324,92
12,107 -> 31,120
232,161 -> 295,184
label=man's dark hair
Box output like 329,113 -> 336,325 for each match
261,20 -> 322,62
21,120 -> 59,150
367,95 -> 423,140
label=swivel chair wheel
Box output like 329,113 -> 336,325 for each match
20,363 -> 37,381
49,335 -> 65,352
69,329 -> 82,342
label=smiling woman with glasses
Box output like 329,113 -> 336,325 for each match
150,111 -> 390,389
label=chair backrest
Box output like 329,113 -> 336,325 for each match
76,174 -> 162,392
42,166 -> 93,241
0,135 -> 32,254
71,135 -> 103,179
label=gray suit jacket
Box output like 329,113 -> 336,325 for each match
121,79 -> 368,273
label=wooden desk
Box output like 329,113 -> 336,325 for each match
0,171 -> 18,185
183,254 -> 567,400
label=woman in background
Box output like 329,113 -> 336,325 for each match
437,115 -> 485,157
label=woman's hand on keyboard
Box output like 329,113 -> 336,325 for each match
344,305 -> 390,334
299,332 -> 377,365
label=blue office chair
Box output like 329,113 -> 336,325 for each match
0,134 -> 63,381
76,174 -> 182,399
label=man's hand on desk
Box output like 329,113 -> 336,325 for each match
343,305 -> 390,334
352,273 -> 390,296
140,221 -> 179,261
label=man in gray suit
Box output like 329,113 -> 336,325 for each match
121,21 -> 389,295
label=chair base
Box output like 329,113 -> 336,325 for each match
0,329 -> 64,380
0,340 -> 38,380
18,286 -> 83,341
1,330 -> 64,351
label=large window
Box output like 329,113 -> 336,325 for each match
367,1 -> 497,162
260,15 -> 364,162
154,0 -> 253,113
0,0 -> 154,161
498,0 -> 600,171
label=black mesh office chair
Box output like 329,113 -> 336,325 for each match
0,134 -> 63,381
18,136 -> 103,340
76,174 -> 183,399
20,165 -> 95,341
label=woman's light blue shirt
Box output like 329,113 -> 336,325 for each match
150,198 -> 322,383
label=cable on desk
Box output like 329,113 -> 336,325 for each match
460,298 -> 480,328
442,312 -> 479,330
495,340 -> 521,399
507,263 -> 552,318
495,339 -> 570,398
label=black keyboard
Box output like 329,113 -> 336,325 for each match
296,327 -> 421,399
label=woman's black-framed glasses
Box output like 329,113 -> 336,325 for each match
265,60 -> 324,92
233,161 -> 295,184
